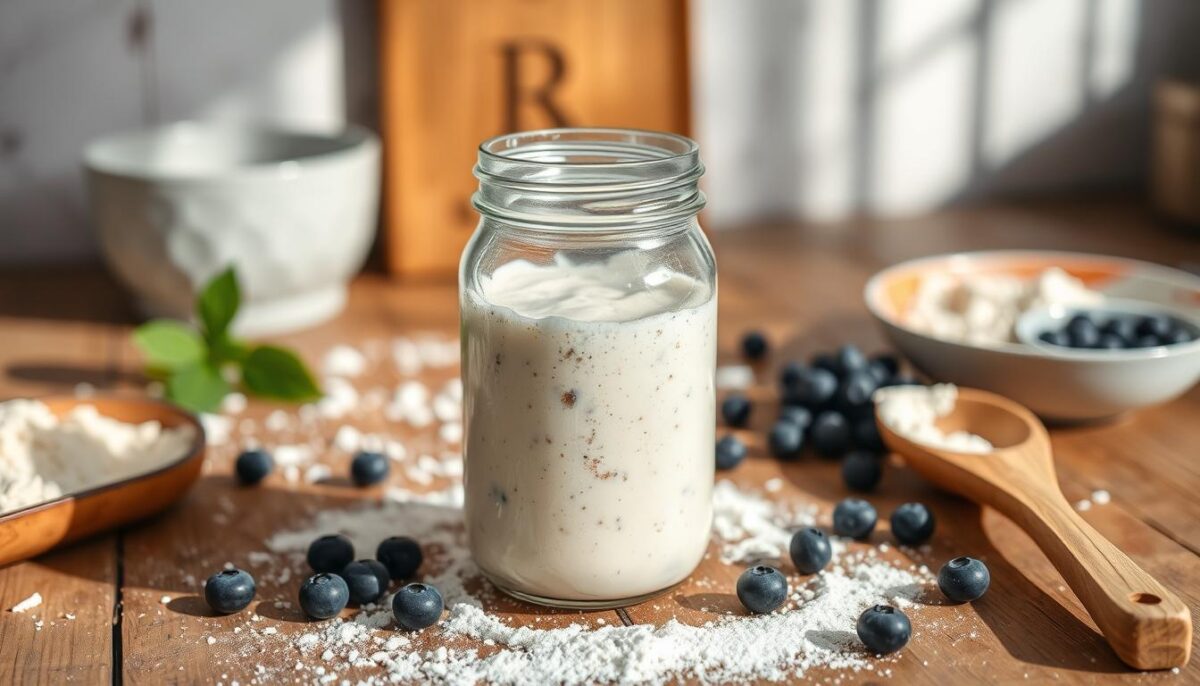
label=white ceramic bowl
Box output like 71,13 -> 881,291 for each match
864,251 -> 1200,422
85,122 -> 380,336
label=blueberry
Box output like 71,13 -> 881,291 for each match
785,368 -> 839,409
1097,333 -> 1125,350
779,361 -> 806,389
1134,334 -> 1162,348
341,559 -> 390,605
810,352 -> 840,378
235,449 -> 273,485
852,418 -> 886,452
835,371 -> 877,419
866,361 -> 891,386
1068,323 -> 1100,348
890,502 -> 936,545
869,353 -> 900,377
1165,327 -> 1194,346
778,405 -> 812,430
741,331 -> 770,361
1136,314 -> 1173,339
736,565 -> 789,614
721,394 -> 753,428
841,451 -> 883,492
833,498 -> 877,539
768,420 -> 804,460
1100,317 -> 1137,343
810,411 -> 851,458
716,435 -> 748,470
377,536 -> 423,579
307,534 -> 355,573
203,568 -> 256,614
299,572 -> 350,620
938,556 -> 990,602
351,451 -> 390,486
789,528 -> 832,574
1038,329 -> 1070,347
833,344 -> 868,378
857,605 -> 912,655
392,582 -> 444,630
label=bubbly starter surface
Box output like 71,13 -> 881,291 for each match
462,253 -> 716,602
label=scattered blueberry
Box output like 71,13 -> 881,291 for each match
786,368 -> 839,409
741,331 -> 770,361
890,502 -> 936,545
789,528 -> 832,574
204,568 -> 256,614
841,451 -> 883,492
393,582 -> 444,630
377,536 -> 424,579
307,534 -> 355,573
810,352 -> 840,378
810,410 -> 851,458
736,565 -> 789,614
938,556 -> 990,602
342,559 -> 391,605
835,371 -> 877,419
833,344 -> 868,378
869,353 -> 900,378
721,394 -> 753,428
716,435 -> 748,470
857,605 -> 912,655
833,498 -> 877,539
852,418 -> 886,452
351,451 -> 390,486
779,361 -> 807,389
299,572 -> 350,620
235,449 -> 273,485
768,420 -> 804,460
778,405 -> 813,430
866,361 -> 891,386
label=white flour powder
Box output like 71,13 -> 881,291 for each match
0,399 -> 195,514
874,384 -> 992,454
255,482 -> 932,684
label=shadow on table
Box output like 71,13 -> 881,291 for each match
5,362 -> 143,391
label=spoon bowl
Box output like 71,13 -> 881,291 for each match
877,387 -> 1191,670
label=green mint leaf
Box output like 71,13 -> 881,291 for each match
166,363 -> 230,413
241,345 -> 322,402
132,320 -> 205,372
208,334 -> 250,365
197,267 -> 240,342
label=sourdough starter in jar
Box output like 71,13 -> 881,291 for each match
462,251 -> 716,604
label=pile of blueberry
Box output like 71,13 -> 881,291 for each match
717,332 -> 919,494
235,448 -> 391,488
1038,312 -> 1196,350
202,533 -> 443,630
734,496 -> 989,655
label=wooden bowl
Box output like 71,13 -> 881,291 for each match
0,395 -> 205,566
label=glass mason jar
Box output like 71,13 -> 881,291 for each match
459,128 -> 717,609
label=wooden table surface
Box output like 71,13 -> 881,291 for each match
1,198 -> 1198,684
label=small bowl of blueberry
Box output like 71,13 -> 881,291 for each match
1016,300 -> 1199,354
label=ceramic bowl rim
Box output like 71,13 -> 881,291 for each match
863,249 -> 1200,363
83,120 -> 378,183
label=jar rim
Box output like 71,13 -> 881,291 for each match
477,128 -> 699,170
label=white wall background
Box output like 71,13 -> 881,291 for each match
1,0 -> 1198,262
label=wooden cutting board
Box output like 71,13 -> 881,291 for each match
378,0 -> 692,279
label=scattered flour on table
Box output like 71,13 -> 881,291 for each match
10,592 -> 42,613
874,384 -> 992,454
0,399 -> 195,514
256,481 -> 932,684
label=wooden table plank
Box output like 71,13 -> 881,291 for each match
0,315 -> 125,684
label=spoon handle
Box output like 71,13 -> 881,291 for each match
1003,489 -> 1192,670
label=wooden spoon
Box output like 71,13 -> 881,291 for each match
876,387 -> 1191,670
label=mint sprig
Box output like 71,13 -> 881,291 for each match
132,267 -> 322,413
